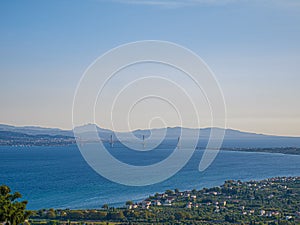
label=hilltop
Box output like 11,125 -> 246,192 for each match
1,124 -> 300,151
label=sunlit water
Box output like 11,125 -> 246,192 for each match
0,143 -> 299,209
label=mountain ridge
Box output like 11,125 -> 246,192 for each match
1,123 -> 298,138
1,123 -> 300,148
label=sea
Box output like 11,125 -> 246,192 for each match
0,143 -> 299,210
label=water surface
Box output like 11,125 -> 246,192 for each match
0,144 -> 299,209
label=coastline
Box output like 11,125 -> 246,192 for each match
220,147 -> 300,155
1,144 -> 299,156
28,176 -> 300,225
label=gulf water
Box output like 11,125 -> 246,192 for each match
0,143 -> 299,209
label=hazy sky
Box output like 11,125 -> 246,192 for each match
0,0 -> 300,136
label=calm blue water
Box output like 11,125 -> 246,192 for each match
0,144 -> 299,210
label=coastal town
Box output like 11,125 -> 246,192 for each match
29,176 -> 300,224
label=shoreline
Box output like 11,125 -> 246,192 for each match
1,144 -> 300,155
28,176 -> 300,225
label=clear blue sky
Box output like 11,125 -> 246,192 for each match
0,0 -> 300,136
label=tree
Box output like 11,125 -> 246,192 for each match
165,190 -> 174,195
46,210 -> 56,219
225,214 -> 236,223
0,185 -> 31,225
174,212 -> 185,220
102,204 -> 109,210
107,211 -> 125,220
125,201 -> 133,206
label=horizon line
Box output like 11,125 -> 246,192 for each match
1,122 -> 300,138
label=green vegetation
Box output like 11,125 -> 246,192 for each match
222,147 -> 300,155
0,185 -> 31,225
28,177 -> 300,225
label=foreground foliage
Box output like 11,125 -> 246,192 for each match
0,185 -> 31,225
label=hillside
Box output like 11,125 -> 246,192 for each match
1,124 -> 300,149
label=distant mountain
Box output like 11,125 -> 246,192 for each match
131,127 -> 300,148
1,124 -> 300,148
73,123 -> 112,140
0,124 -> 73,136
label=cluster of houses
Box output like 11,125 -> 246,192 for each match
128,191 -> 182,209
239,209 -> 281,217
126,176 -> 299,222
127,189 -> 226,210
256,210 -> 300,221
250,177 -> 297,191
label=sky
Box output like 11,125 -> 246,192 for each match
0,0 -> 300,136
